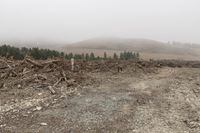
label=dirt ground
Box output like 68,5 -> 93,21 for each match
1,66 -> 200,133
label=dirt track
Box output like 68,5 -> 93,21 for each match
1,67 -> 200,133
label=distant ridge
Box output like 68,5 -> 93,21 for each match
65,37 -> 197,54
1,37 -> 200,60
63,37 -> 200,60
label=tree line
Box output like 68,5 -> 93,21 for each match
0,45 -> 62,60
0,45 -> 139,60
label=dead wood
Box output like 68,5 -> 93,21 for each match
53,77 -> 63,87
61,70 -> 67,81
1,57 -> 199,96
48,86 -> 56,94
43,60 -> 62,65
25,58 -> 43,68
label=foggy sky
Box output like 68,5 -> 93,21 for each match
0,0 -> 200,43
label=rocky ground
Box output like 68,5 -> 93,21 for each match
0,59 -> 200,133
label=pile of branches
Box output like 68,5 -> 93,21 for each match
153,60 -> 200,68
0,57 -> 85,94
0,58 -> 161,94
1,57 -> 198,94
80,59 -> 159,73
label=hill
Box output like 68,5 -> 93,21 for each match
62,37 -> 200,60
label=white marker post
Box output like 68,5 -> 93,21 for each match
71,58 -> 74,71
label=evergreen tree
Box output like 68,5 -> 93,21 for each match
85,53 -> 89,60
104,52 -> 107,59
118,51 -> 140,60
65,54 -> 69,60
120,53 -> 124,60
136,52 -> 139,58
68,53 -> 73,59
60,52 -> 64,57
81,53 -> 85,60
113,53 -> 118,59
0,45 -> 64,60
90,52 -> 95,60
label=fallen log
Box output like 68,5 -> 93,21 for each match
25,58 -> 43,68
48,86 -> 56,94
53,77 -> 63,87
36,74 -> 47,80
43,60 -> 62,65
7,64 -> 18,77
61,70 -> 67,81
0,66 -> 9,69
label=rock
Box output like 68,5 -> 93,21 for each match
27,111 -> 32,114
17,84 -> 22,89
33,106 -> 42,111
40,122 -> 48,126
85,98 -> 92,103
22,114 -> 28,117
0,124 -> 6,128
36,106 -> 42,111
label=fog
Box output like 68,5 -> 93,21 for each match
0,0 -> 200,43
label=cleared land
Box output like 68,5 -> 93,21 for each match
0,58 -> 200,132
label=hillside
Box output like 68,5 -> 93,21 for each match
1,38 -> 200,60
62,37 -> 200,60
71,38 -> 166,51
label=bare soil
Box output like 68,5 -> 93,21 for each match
1,60 -> 200,133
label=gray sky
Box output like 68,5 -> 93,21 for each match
0,0 -> 200,43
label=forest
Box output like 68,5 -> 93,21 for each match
0,44 -> 139,60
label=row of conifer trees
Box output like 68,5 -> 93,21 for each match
0,45 -> 139,60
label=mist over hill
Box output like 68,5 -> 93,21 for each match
1,37 -> 200,60
63,37 -> 200,59
0,40 -> 68,50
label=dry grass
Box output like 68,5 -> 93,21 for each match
60,47 -> 200,61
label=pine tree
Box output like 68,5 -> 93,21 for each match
113,53 -> 118,59
90,52 -> 95,60
136,52 -> 139,58
85,53 -> 89,60
81,53 -> 85,60
68,53 -> 73,59
60,52 -> 64,58
104,52 -> 107,59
